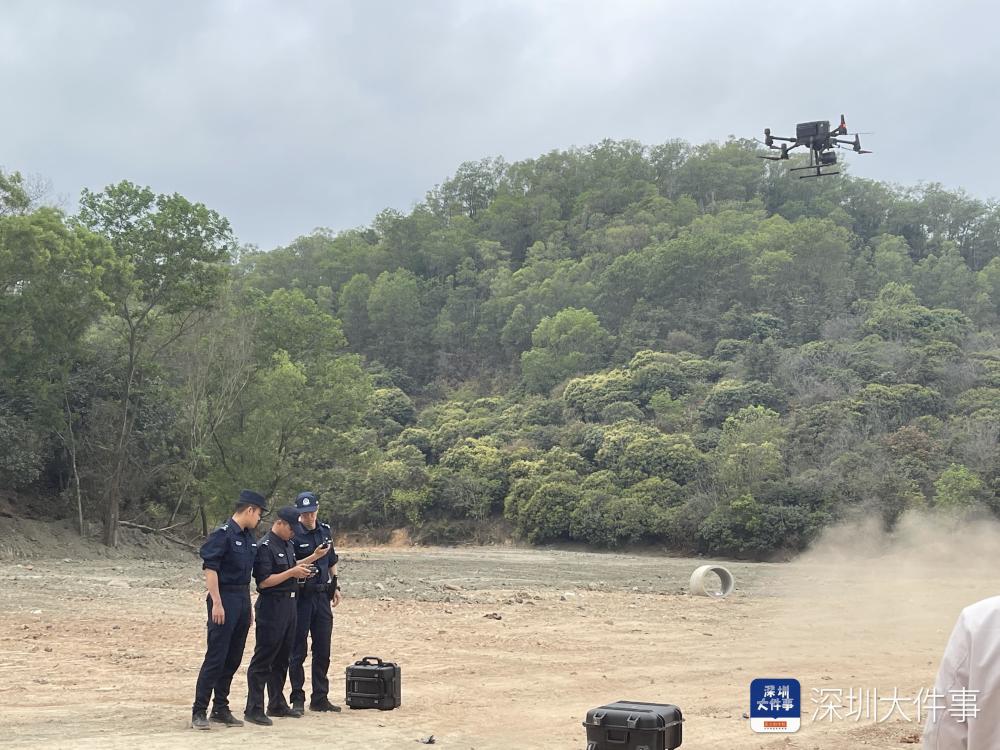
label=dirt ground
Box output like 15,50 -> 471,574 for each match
2,513 -> 997,749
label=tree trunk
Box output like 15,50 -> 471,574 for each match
105,337 -> 139,548
104,494 -> 120,547
69,427 -> 84,537
62,391 -> 86,537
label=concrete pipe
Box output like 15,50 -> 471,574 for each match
689,564 -> 735,598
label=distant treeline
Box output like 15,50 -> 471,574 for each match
1,139 -> 998,557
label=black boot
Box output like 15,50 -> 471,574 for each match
267,703 -> 303,718
192,711 -> 211,730
244,710 -> 273,726
210,708 -> 245,727
309,697 -> 342,712
292,700 -> 305,714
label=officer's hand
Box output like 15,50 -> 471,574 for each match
313,544 -> 331,560
290,564 -> 313,580
211,600 -> 226,625
332,589 -> 342,608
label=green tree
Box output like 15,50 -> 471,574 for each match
715,406 -> 786,492
77,182 -> 235,545
0,168 -> 32,216
696,493 -> 818,558
338,273 -> 373,349
206,350 -> 370,505
521,307 -> 611,392
367,268 -> 430,381
934,463 -> 984,511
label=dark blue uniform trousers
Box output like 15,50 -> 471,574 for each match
289,590 -> 333,703
245,593 -> 298,713
193,590 -> 252,713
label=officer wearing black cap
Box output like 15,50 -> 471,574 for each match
192,489 -> 268,730
289,491 -> 342,713
244,506 -> 324,725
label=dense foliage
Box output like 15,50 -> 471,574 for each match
2,138 -> 999,556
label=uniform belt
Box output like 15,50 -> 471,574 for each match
302,582 -> 332,593
219,584 -> 250,592
259,589 -> 297,598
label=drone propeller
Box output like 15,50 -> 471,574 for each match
852,134 -> 872,154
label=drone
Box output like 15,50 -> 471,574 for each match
759,115 -> 871,178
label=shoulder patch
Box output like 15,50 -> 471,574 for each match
321,522 -> 330,529
262,539 -> 270,545
219,523 -> 230,531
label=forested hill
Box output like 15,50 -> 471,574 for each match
2,139 -> 999,557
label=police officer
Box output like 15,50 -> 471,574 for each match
289,491 -> 343,713
192,489 -> 267,730
244,506 -> 327,725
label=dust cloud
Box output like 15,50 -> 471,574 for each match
742,511 -> 1000,712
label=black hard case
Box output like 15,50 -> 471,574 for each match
583,700 -> 683,750
345,656 -> 401,710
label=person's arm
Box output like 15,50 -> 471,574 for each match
304,543 -> 330,564
258,564 -> 312,588
922,611 -> 971,749
330,557 -> 341,607
205,569 -> 224,624
200,530 -> 226,625
255,544 -> 312,588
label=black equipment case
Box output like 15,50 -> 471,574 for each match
346,656 -> 401,710
583,700 -> 683,750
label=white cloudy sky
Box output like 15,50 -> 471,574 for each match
2,0 -> 996,249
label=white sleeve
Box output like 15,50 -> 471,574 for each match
923,613 -> 971,750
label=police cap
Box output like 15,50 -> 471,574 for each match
237,489 -> 269,512
295,491 -> 319,514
